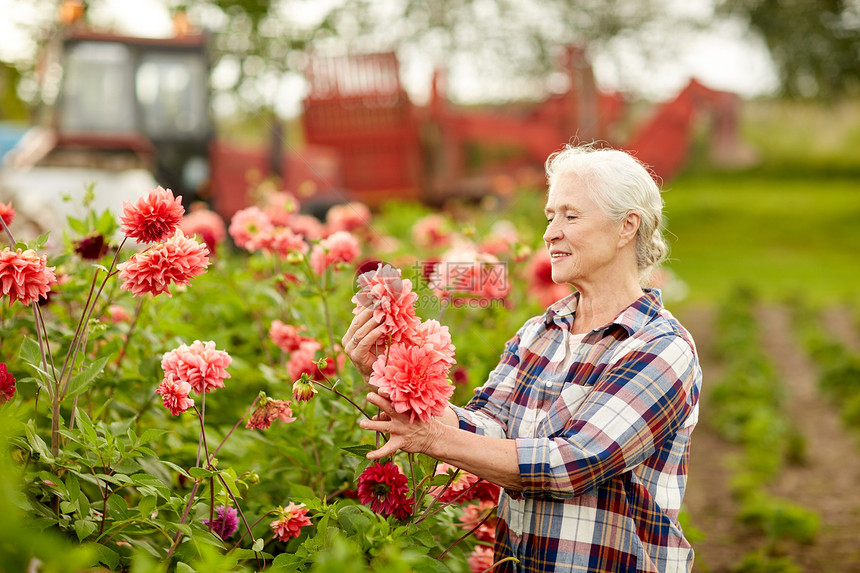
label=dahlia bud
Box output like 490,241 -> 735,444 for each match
292,374 -> 318,402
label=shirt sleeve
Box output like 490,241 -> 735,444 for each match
516,333 -> 699,500
450,320 -> 535,439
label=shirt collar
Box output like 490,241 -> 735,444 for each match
543,289 -> 664,335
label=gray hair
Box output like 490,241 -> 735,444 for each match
545,143 -> 669,280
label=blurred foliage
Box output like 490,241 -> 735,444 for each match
718,0 -> 860,99
0,62 -> 29,121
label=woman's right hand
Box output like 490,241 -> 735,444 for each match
342,307 -> 386,379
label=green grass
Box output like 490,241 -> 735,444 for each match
663,173 -> 860,304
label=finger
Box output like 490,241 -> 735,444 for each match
366,439 -> 400,460
366,392 -> 396,417
342,308 -> 375,345
359,418 -> 389,433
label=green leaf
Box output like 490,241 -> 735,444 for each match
74,409 -> 99,445
74,519 -> 97,541
107,495 -> 129,519
139,428 -> 167,444
233,548 -> 274,560
25,421 -> 52,461
341,444 -> 374,459
93,544 -> 120,570
138,495 -> 157,518
188,467 -> 219,480
65,472 -> 81,503
176,563 -> 196,573
18,337 -> 44,371
67,216 -> 89,235
252,537 -> 265,552
65,355 -> 111,399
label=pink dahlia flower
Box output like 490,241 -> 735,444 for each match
0,201 -> 15,226
410,319 -> 456,366
1,362 -> 16,405
369,344 -> 454,423
309,230 -> 360,274
460,500 -> 498,542
269,320 -> 312,353
246,394 -> 295,430
263,192 -> 299,227
228,206 -> 273,251
411,213 -> 452,249
155,375 -> 195,415
430,244 -> 510,300
270,502 -> 311,542
357,461 -> 413,520
117,229 -> 210,297
285,340 -> 321,382
325,202 -> 371,234
431,463 -> 479,504
120,186 -> 185,243
180,205 -> 227,254
468,545 -> 495,573
161,340 -> 232,394
285,214 -> 323,241
202,505 -> 239,540
258,227 -> 308,259
352,263 -> 420,345
0,248 -> 57,306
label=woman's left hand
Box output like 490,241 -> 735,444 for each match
359,392 -> 441,460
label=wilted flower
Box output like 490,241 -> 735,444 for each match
155,375 -> 195,416
0,248 -> 57,306
161,340 -> 231,394
0,201 -> 15,226
246,393 -> 295,430
325,201 -> 371,234
120,186 -> 185,243
352,263 -> 420,345
202,505 -> 239,540
270,502 -> 311,541
74,233 -> 110,260
0,362 -> 16,405
468,545 -> 495,573
291,375 -> 318,402
228,206 -> 273,251
310,230 -> 361,275
370,344 -> 454,423
117,229 -> 210,297
357,461 -> 413,520
269,321 -> 312,353
430,464 -> 479,503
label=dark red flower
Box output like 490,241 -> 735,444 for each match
0,362 -> 16,404
357,461 -> 413,520
74,234 -> 110,260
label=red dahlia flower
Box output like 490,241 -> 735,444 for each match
161,340 -> 231,394
0,201 -> 15,226
370,343 -> 454,423
270,502 -> 311,541
357,461 -> 413,520
0,362 -> 16,405
120,186 -> 185,243
74,233 -> 110,260
117,229 -> 210,297
0,248 -> 57,306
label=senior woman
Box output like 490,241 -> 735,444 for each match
344,144 -> 702,573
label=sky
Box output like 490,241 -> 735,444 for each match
0,0 -> 780,118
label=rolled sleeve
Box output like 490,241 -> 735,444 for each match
516,334 -> 699,499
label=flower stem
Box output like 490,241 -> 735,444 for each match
114,296 -> 145,373
315,378 -> 372,420
436,508 -> 495,560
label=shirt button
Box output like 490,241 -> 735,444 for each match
545,381 -> 553,388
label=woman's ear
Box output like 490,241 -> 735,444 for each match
618,211 -> 640,248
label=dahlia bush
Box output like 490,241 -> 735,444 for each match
0,179 -> 568,572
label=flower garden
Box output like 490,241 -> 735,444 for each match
0,182 -> 570,572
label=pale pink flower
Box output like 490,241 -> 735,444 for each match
180,205 -> 227,253
263,192 -> 299,227
430,244 -> 510,300
0,201 -> 15,226
228,206 -> 273,251
0,248 -> 57,306
468,545 -> 495,573
269,321 -> 312,353
309,230 -> 360,274
117,230 -> 210,297
105,304 -> 131,324
285,214 -> 323,241
412,214 -> 452,249
325,202 -> 371,234
431,463 -> 478,503
460,500 -> 498,542
409,319 -> 456,365
258,227 -> 308,259
156,375 -> 195,416
120,186 -> 185,243
161,340 -> 232,394
270,502 -> 311,542
246,394 -> 295,430
352,263 -> 420,345
369,343 -> 454,423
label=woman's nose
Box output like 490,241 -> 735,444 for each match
543,220 -> 562,243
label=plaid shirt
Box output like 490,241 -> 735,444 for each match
452,290 -> 701,573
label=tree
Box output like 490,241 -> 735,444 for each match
718,0 -> 860,99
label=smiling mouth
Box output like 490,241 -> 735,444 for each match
550,252 -> 570,261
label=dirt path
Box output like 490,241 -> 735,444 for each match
676,305 -> 759,573
757,304 -> 860,572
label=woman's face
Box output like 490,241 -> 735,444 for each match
542,175 -> 627,287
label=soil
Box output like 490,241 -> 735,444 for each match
676,304 -> 860,573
